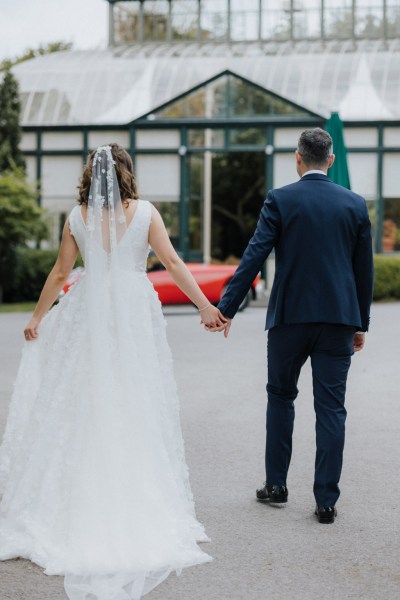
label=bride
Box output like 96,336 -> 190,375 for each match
0,144 -> 227,600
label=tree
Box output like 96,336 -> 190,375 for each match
0,169 -> 48,302
0,41 -> 73,72
0,70 -> 25,172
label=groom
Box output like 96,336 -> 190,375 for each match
216,128 -> 374,524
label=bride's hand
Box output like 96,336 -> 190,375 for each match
200,305 -> 228,332
24,316 -> 41,341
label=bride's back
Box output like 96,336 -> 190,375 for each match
69,199 -> 152,273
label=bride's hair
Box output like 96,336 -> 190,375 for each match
78,143 -> 139,205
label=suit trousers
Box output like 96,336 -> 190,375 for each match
266,323 -> 355,507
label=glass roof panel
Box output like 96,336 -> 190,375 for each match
154,73 -> 312,119
11,40 -> 400,126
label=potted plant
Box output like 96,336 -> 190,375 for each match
382,219 -> 397,252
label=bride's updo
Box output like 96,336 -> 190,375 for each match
78,143 -> 139,205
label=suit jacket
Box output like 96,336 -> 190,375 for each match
218,173 -> 374,331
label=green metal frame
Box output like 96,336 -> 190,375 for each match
106,0 -> 399,44
127,69 -> 324,259
21,113 -> 400,259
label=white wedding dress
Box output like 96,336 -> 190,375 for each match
0,199 -> 211,600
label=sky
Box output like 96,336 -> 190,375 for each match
0,0 -> 108,62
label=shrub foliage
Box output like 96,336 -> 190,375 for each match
373,255 -> 400,300
3,248 -> 83,303
3,251 -> 399,304
0,169 -> 48,302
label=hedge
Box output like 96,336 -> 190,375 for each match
2,249 -> 400,303
373,255 -> 400,300
3,248 -> 82,303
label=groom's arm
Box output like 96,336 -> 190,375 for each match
217,191 -> 281,319
352,202 -> 374,332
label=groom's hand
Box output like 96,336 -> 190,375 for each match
222,317 -> 232,338
353,332 -> 365,352
200,306 -> 228,332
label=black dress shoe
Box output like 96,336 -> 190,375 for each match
315,505 -> 337,524
256,482 -> 288,504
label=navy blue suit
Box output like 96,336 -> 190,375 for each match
218,173 -> 374,507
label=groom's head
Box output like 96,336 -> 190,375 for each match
296,128 -> 335,176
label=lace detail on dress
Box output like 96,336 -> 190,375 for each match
0,197 -> 211,600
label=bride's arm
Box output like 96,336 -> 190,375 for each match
24,219 -> 79,340
148,205 -> 227,331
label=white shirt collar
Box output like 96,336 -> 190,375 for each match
302,169 -> 327,177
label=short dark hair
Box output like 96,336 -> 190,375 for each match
297,128 -> 333,167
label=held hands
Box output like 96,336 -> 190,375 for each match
24,316 -> 41,341
199,303 -> 232,337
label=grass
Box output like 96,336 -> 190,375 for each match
0,302 -> 36,313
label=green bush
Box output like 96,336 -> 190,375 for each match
373,255 -> 400,300
3,249 -> 399,303
3,247 -> 82,302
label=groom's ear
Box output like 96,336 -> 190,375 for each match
327,154 -> 335,169
295,150 -> 304,176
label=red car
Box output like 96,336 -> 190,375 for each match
61,263 -> 261,311
147,262 -> 261,311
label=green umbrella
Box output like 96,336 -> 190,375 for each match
325,112 -> 351,190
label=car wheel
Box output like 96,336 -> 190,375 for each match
221,285 -> 252,312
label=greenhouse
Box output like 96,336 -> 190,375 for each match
11,0 -> 400,258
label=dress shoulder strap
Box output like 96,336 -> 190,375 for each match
136,200 -> 152,233
68,205 -> 82,239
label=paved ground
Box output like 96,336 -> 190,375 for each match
0,303 -> 399,600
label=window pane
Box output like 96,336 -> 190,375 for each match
324,0 -> 352,5
355,3 -> 384,37
293,1 -> 321,39
343,128 -> 378,147
188,129 -> 224,148
232,0 -> 258,9
229,128 -> 265,146
88,131 -> 129,149
386,2 -> 400,37
42,132 -> 82,151
383,154 -> 400,198
293,10 -> 321,39
324,0 -> 353,38
155,74 -> 310,120
384,128 -> 400,148
114,1 -> 140,44
42,156 -> 83,202
171,0 -> 199,41
188,130 -> 205,147
136,155 -> 180,202
188,154 -> 204,252
274,127 -> 305,148
136,129 -> 180,149
231,0 -> 259,41
153,202 -> 180,248
20,132 -> 37,151
262,7 -> 291,40
347,153 -> 377,200
42,90 -> 59,124
201,0 -> 228,41
28,92 -> 45,122
211,130 -> 224,146
274,153 -> 297,188
143,0 -> 169,42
